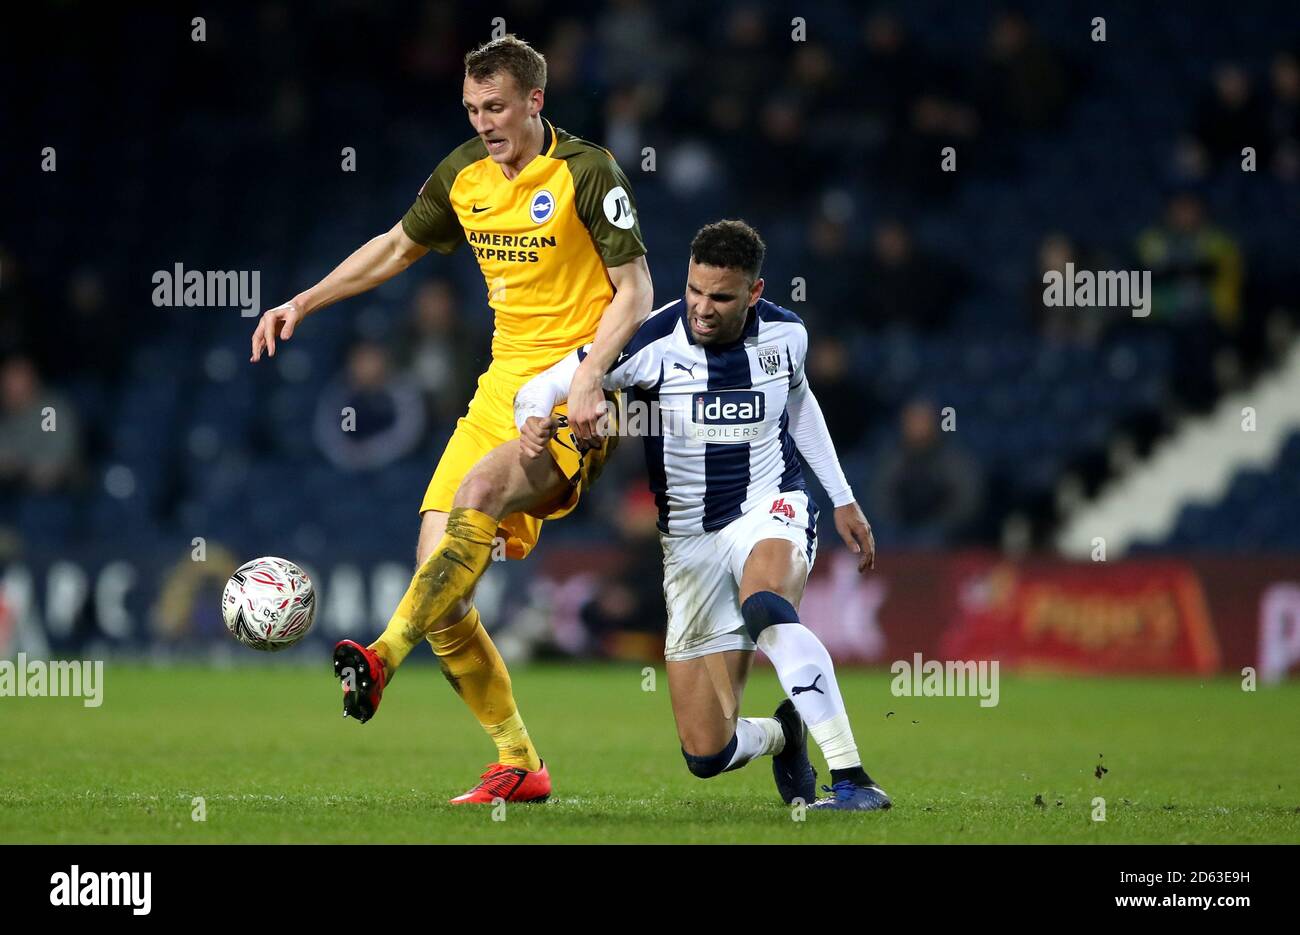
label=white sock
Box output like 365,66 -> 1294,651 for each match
725,716 -> 785,770
807,712 -> 860,771
757,622 -> 862,771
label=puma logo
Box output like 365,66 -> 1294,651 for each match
792,674 -> 825,696
673,361 -> 696,377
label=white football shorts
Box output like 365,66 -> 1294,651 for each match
660,490 -> 819,662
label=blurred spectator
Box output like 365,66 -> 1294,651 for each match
603,84 -> 658,172
756,95 -> 819,206
872,399 -> 982,546
805,339 -> 872,452
64,269 -> 126,382
1026,232 -> 1116,345
0,246 -> 37,360
980,9 -> 1073,131
313,341 -> 425,472
1136,191 -> 1244,409
704,5 -> 776,109
399,0 -> 464,85
857,11 -> 931,135
1193,64 -> 1270,170
5,265 -> 124,386
541,20 -> 599,137
882,93 -> 982,198
1169,134 -> 1213,183
1267,52 -> 1300,180
396,278 -> 480,425
598,0 -> 675,88
1136,192 -> 1243,330
675,3 -> 775,188
0,356 -> 82,493
801,213 -> 867,314
786,42 -> 843,158
861,219 -> 967,331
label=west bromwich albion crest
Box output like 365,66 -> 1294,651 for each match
757,344 -> 782,376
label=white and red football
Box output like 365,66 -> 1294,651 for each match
221,556 -> 316,652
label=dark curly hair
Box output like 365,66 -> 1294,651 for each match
689,219 -> 766,282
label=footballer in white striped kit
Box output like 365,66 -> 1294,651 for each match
515,220 -> 889,810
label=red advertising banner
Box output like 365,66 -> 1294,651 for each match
938,558 -> 1220,674
538,548 -> 1300,679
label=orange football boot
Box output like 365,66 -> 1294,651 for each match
449,761 -> 552,804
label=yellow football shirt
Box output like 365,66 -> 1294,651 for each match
401,118 -> 646,378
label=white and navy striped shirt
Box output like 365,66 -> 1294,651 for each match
515,297 -> 855,536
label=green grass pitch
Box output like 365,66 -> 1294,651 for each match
2,663 -> 1297,843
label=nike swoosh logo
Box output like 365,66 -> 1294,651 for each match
472,204 -> 491,213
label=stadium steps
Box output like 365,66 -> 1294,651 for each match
1055,337 -> 1300,557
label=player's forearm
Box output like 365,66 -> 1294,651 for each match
580,264 -> 653,373
292,224 -> 424,316
787,383 -> 855,507
514,353 -> 581,428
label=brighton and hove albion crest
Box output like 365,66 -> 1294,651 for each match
757,345 -> 781,376
530,190 -> 555,224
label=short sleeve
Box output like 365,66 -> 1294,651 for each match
568,148 -> 647,268
401,157 -> 465,254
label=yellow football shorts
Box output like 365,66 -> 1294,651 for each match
420,365 -> 617,560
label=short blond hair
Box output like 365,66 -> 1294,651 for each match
464,34 -> 547,96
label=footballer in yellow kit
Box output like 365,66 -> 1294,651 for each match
249,34 -> 653,805
408,112 -> 645,558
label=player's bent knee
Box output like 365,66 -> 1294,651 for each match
681,734 -> 738,779
740,591 -> 800,643
454,469 -> 507,515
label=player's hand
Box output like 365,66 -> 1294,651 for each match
834,502 -> 876,573
250,301 -> 303,362
566,363 -> 608,448
519,415 -> 557,461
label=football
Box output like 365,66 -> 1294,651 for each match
221,556 -> 317,652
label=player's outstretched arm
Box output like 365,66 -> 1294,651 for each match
250,221 -> 429,362
514,351 -> 582,461
567,255 -> 653,444
787,376 -> 877,572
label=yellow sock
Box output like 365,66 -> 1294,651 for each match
370,507 -> 498,672
427,606 -> 542,771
